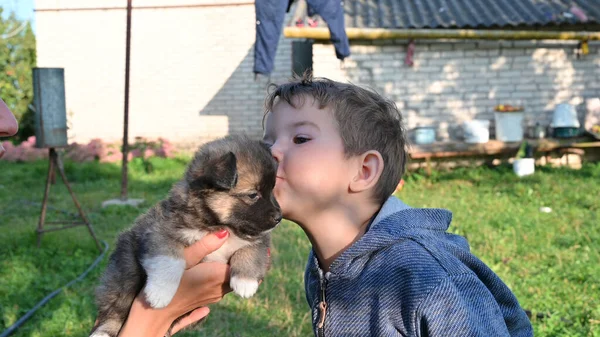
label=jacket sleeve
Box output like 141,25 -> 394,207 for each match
416,274 -> 532,337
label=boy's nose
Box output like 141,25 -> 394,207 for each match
270,143 -> 283,163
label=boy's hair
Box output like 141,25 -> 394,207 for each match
264,71 -> 408,205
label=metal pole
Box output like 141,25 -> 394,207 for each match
284,27 -> 600,41
121,0 -> 132,200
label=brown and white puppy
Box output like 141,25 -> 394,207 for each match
90,135 -> 281,337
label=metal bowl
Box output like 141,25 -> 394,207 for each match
553,127 -> 580,138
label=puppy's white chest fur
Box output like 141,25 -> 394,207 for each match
204,232 -> 253,263
182,229 -> 252,263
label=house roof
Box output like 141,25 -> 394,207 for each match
291,0 -> 600,30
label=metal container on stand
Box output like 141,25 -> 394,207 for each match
33,68 -> 68,148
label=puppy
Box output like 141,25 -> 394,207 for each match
90,135 -> 281,337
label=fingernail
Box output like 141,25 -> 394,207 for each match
215,229 -> 229,239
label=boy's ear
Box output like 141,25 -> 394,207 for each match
349,150 -> 384,193
191,152 -> 238,191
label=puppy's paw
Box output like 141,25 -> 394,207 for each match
230,276 -> 259,298
143,282 -> 178,308
142,255 -> 185,309
89,332 -> 111,337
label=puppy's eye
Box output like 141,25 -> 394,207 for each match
247,193 -> 259,200
293,136 -> 310,144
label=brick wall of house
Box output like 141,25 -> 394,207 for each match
313,39 -> 600,141
35,0 -> 293,146
36,0 -> 600,146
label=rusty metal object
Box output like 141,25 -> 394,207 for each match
37,148 -> 103,252
284,27 -> 600,41
121,0 -> 132,201
35,2 -> 254,12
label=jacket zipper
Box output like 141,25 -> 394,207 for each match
317,272 -> 328,337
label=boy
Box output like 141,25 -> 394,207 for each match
262,72 -> 533,337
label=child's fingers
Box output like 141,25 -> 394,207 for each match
170,307 -> 210,335
184,230 -> 229,269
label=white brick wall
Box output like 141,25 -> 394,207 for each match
35,1 -> 600,145
35,0 -> 292,145
313,39 -> 600,141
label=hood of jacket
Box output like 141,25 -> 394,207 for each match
307,196 -> 469,276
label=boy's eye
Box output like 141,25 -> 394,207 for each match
293,136 -> 310,144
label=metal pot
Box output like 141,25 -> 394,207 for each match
553,127 -> 580,138
527,123 -> 546,139
414,127 -> 436,144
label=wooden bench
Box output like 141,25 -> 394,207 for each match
408,137 -> 600,174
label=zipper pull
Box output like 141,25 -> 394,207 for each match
317,301 -> 328,329
317,270 -> 329,336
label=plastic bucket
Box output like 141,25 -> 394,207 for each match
551,103 -> 580,128
495,112 -> 524,142
463,120 -> 490,143
513,158 -> 535,177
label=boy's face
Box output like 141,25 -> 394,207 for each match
263,96 -> 357,223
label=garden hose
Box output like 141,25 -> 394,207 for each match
0,235 -> 109,337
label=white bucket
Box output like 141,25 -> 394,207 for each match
463,120 -> 490,143
552,103 -> 580,128
495,112 -> 524,142
513,158 -> 535,177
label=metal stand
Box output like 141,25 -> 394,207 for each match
37,148 -> 103,252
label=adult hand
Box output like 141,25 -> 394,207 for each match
118,230 -> 232,337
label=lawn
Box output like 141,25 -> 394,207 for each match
0,157 -> 598,337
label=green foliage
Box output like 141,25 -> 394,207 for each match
0,8 -> 36,141
0,159 -> 599,336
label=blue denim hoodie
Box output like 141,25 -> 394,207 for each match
304,196 -> 533,337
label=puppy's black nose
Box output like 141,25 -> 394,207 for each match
273,214 -> 282,223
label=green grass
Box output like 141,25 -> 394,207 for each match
0,157 -> 599,336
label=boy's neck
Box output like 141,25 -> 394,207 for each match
300,201 -> 381,272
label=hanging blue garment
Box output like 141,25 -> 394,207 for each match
254,0 -> 350,75
254,0 -> 289,75
305,0 -> 350,60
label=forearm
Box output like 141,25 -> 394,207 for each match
118,296 -> 174,337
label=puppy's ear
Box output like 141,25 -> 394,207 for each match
191,152 -> 238,191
